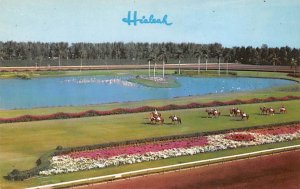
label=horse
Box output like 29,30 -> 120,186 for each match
150,116 -> 164,124
279,106 -> 287,114
169,115 -> 181,124
205,109 -> 221,118
266,107 -> 275,115
229,107 -> 241,117
240,112 -> 249,120
260,107 -> 268,115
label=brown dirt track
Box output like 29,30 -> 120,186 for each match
0,64 -> 298,73
77,150 -> 300,189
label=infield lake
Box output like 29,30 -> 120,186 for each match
0,76 -> 295,109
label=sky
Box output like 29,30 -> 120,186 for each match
0,0 -> 299,48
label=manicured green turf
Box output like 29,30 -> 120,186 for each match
0,100 -> 299,188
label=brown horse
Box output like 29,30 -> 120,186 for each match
229,107 -> 241,117
260,107 -> 268,115
150,116 -> 164,124
240,112 -> 249,120
279,106 -> 287,114
169,115 -> 181,124
266,107 -> 275,115
205,109 -> 221,118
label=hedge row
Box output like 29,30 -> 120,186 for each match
5,120 -> 300,181
1,95 -> 300,124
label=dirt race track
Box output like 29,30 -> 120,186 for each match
0,64 -> 298,73
77,150 -> 300,189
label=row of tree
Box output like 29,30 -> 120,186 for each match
0,41 -> 299,67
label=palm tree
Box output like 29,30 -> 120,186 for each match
157,49 -> 168,78
153,59 -> 157,78
147,54 -> 155,78
175,51 -> 184,75
217,52 -> 222,76
223,53 -> 231,75
269,52 -> 280,72
57,42 -> 68,68
79,49 -> 87,72
290,58 -> 298,76
203,50 -> 209,71
194,50 -> 203,74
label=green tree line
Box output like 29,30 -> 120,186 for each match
0,41 -> 299,67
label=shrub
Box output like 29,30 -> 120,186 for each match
56,145 -> 63,150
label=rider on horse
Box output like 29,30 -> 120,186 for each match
173,115 -> 178,121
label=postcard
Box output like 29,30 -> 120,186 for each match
0,0 -> 299,188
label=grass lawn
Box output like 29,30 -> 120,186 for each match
0,100 -> 299,188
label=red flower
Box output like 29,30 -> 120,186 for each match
225,133 -> 255,141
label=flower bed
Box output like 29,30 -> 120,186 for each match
39,124 -> 300,176
1,96 -> 299,124
253,124 -> 300,135
68,137 -> 208,159
224,133 -> 255,141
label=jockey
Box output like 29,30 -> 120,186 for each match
173,115 -> 177,121
242,112 -> 247,117
154,109 -> 158,116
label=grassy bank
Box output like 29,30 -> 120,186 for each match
128,76 -> 180,88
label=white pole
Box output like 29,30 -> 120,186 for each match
80,58 -> 82,72
179,59 -> 181,75
154,62 -> 156,78
198,57 -> 200,74
163,60 -> 165,78
148,60 -> 151,77
218,57 -> 221,76
226,61 -> 228,75
59,55 -> 61,67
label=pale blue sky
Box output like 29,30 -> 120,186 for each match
0,0 -> 299,47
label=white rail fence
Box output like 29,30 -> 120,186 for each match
26,144 -> 300,189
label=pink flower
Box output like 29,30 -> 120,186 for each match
67,137 -> 208,159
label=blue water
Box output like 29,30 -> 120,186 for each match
0,76 -> 294,109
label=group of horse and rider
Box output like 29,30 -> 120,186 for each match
205,105 -> 287,120
149,109 -> 181,125
260,106 -> 287,115
204,107 -> 247,119
148,105 -> 287,124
